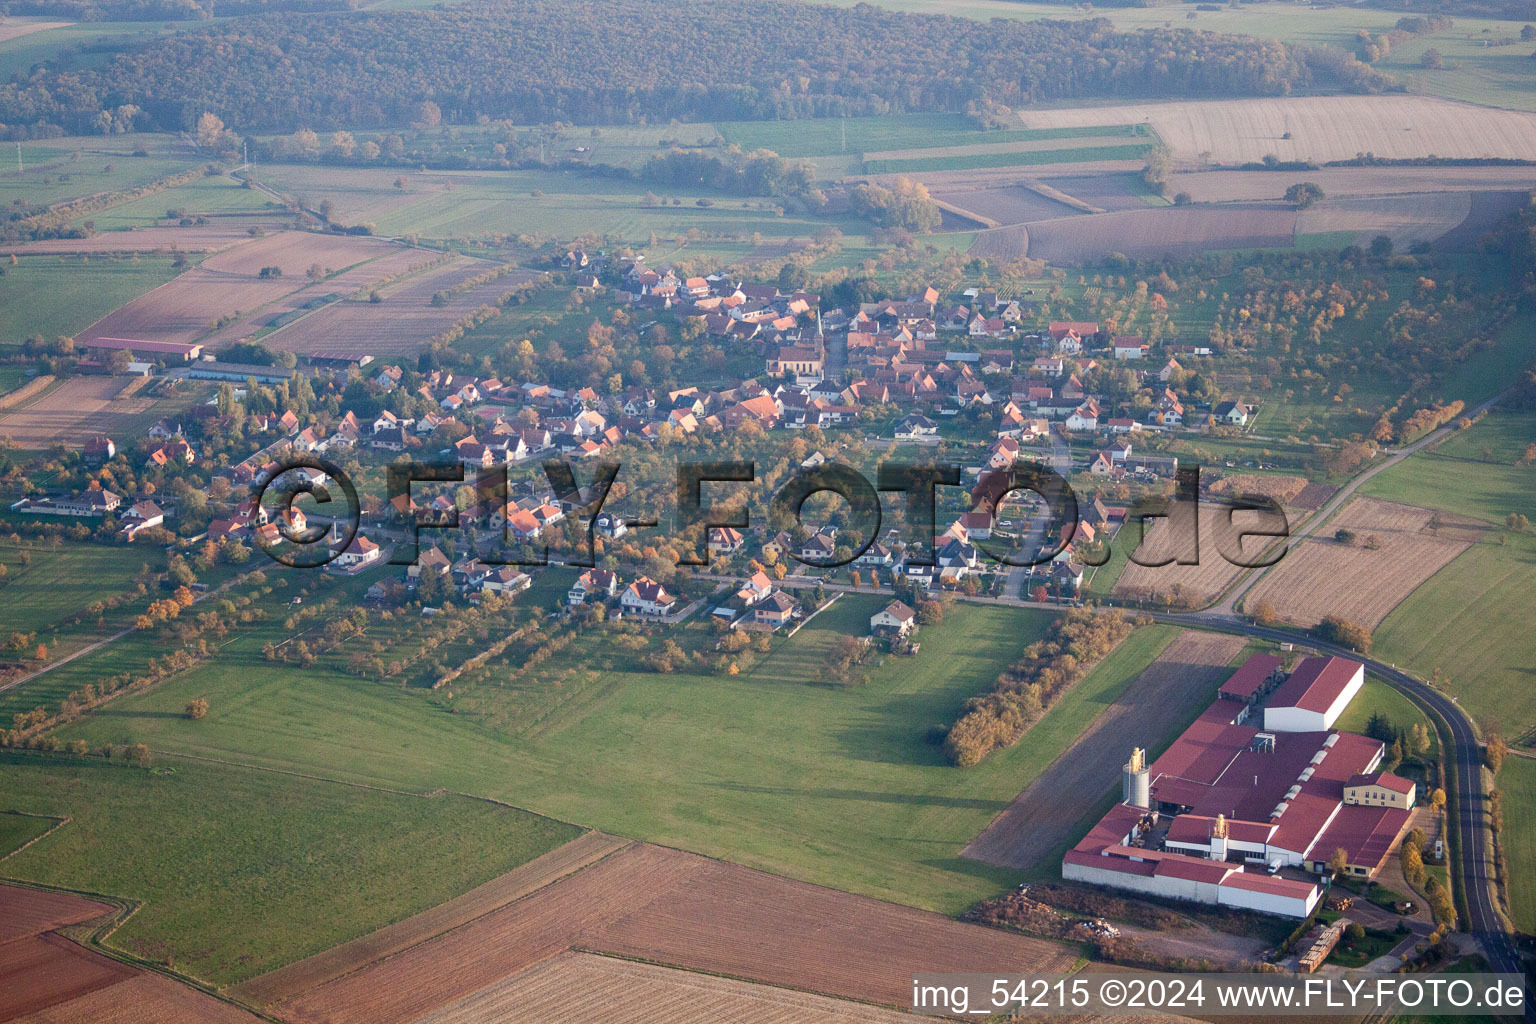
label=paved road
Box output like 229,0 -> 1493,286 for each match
735,568 -> 1519,978
1155,612 -> 1521,983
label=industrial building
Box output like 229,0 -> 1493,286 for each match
1062,655 -> 1415,918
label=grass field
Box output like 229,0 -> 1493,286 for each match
0,21 -> 173,82
1366,411 -> 1536,735
0,152 -> 199,212
1497,756 -> 1536,933
1334,677 -> 1438,758
0,749 -> 579,985
0,540 -> 152,637
74,174 -> 280,231
0,810 -> 56,856
52,590 -> 1176,915
0,255 -> 183,347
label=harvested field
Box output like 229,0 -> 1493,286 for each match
962,631 -> 1247,871
972,204 -> 1296,262
231,831 -> 630,1007
1112,503 -> 1281,608
413,952 -> 915,1024
0,884 -> 261,1023
1019,96 -> 1536,164
0,933 -> 137,1020
931,185 -> 1083,226
0,227 -> 262,255
15,971 -> 266,1024
0,376 -> 156,448
1166,166 -> 1536,204
1297,193 -> 1471,247
1289,482 -> 1338,512
1432,190 -> 1531,250
1208,473 -> 1310,507
273,842 -> 1074,1024
1242,497 -> 1476,629
200,245 -> 442,351
76,231 -> 401,347
0,886 -> 112,945
0,20 -> 71,42
258,258 -> 539,358
967,222 -> 1029,261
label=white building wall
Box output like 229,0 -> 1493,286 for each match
1217,882 -> 1317,919
1319,666 -> 1364,730
1264,706 -> 1327,733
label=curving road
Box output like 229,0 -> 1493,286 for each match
1155,611 -> 1522,982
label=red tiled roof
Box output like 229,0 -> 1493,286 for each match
1269,656 -> 1362,714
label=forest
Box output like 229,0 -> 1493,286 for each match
0,0 -> 1376,137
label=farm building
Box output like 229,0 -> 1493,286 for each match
1062,653 -> 1412,915
1263,656 -> 1364,732
82,337 -> 203,362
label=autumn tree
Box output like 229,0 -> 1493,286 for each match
1326,847 -> 1349,877
185,697 -> 210,720
127,743 -> 153,768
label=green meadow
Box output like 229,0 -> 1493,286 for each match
54,584 -> 1177,917
0,749 -> 579,985
0,255 -> 183,347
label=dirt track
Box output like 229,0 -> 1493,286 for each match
960,630 -> 1247,871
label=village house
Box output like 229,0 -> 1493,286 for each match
119,500 -> 165,541
333,535 -> 382,570
621,576 -> 678,617
752,591 -> 799,628
708,527 -> 745,558
870,600 -> 916,637
894,414 -> 938,442
1213,400 -> 1250,426
568,568 -> 620,606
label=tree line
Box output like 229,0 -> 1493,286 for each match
0,0 -> 1373,137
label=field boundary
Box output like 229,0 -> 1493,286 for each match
0,811 -> 69,861
231,829 -> 632,1006
0,374 -> 52,409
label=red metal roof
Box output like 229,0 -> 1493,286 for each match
1308,804 -> 1411,870
85,336 -> 200,355
1219,653 -> 1284,701
1220,870 -> 1318,900
1268,656 -> 1363,714
1151,852 -> 1232,885
1346,772 -> 1414,794
1063,848 -> 1158,877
